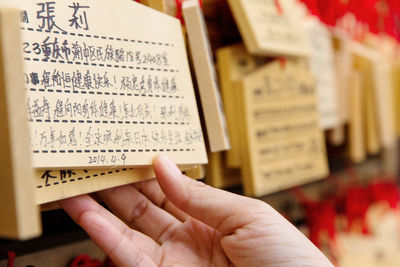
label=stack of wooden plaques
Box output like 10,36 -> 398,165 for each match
0,0 -> 209,239
2,0 -> 400,241
206,0 -> 329,196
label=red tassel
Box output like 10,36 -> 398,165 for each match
7,251 -> 15,267
293,188 -> 337,247
278,57 -> 286,69
102,257 -> 117,267
368,181 -> 400,209
344,186 -> 370,234
273,0 -> 283,15
70,254 -> 103,267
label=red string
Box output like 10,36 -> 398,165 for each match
273,0 -> 283,15
70,255 -> 103,267
344,186 -> 370,234
175,0 -> 184,23
293,188 -> 337,247
300,199 -> 337,247
278,57 -> 286,69
291,186 -> 313,204
102,257 -> 117,267
298,0 -> 400,41
300,0 -> 321,18
293,170 -> 400,247
175,0 -> 203,24
368,181 -> 400,209
7,251 -> 15,267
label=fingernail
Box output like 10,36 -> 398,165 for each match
156,154 -> 181,176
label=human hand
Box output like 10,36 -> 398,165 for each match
60,155 -> 333,267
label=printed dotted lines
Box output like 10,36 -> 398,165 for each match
27,87 -> 184,99
36,168 -> 131,189
32,119 -> 190,126
33,148 -> 196,154
23,57 -> 179,73
21,27 -> 175,47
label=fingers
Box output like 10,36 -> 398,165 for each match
60,195 -> 126,230
78,211 -> 158,267
59,195 -> 161,265
134,178 -> 189,222
98,184 -> 181,244
153,155 -> 267,235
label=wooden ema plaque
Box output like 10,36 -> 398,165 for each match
137,0 -> 207,179
351,42 -> 397,151
328,29 -> 352,146
351,49 -> 380,158
182,0 -> 230,152
216,43 -> 269,168
305,18 -> 340,130
17,0 -> 207,168
0,7 -> 41,240
0,0 -> 208,239
205,151 -> 241,189
237,60 -> 328,196
393,60 -> 400,137
227,0 -> 310,57
347,70 -> 366,163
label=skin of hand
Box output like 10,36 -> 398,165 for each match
59,155 -> 333,267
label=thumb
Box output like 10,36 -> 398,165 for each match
153,155 -> 268,234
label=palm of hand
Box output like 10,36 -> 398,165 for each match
61,177 -> 235,267
158,218 -> 229,266
60,155 -> 333,267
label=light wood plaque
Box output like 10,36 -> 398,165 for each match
0,0 -> 208,239
237,60 -> 328,196
347,70 -> 366,163
305,19 -> 340,130
351,42 -> 397,150
7,0 -> 207,169
227,0 -> 310,57
0,7 -> 41,240
183,0 -> 230,152
205,151 -> 241,189
328,28 -> 352,146
216,43 -> 268,168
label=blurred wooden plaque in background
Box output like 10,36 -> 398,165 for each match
237,60 -> 328,196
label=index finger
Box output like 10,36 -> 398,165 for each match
153,155 -> 270,235
134,178 -> 189,222
59,195 -> 162,263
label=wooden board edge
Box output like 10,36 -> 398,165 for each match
0,7 -> 41,240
